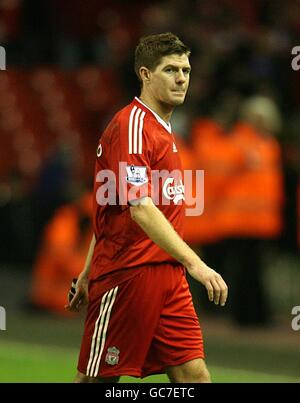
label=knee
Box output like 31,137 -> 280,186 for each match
74,371 -> 91,383
192,359 -> 211,383
74,371 -> 120,383
197,366 -> 211,383
176,367 -> 211,383
167,359 -> 211,383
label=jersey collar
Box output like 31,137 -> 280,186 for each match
135,97 -> 172,134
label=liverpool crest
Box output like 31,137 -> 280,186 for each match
105,346 -> 120,365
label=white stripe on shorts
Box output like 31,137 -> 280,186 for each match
86,286 -> 118,377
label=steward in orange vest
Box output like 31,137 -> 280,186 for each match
30,192 -> 93,315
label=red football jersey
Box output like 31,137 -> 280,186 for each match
90,97 -> 185,280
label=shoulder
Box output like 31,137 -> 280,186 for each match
100,104 -> 133,144
118,102 -> 156,144
101,101 -> 156,156
105,103 -> 152,132
118,102 -> 155,131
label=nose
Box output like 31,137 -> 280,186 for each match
176,70 -> 186,84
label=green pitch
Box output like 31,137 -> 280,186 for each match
0,340 -> 299,383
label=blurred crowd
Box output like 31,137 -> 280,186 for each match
0,0 -> 299,323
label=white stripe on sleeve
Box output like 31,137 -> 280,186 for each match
128,105 -> 137,154
138,111 -> 146,154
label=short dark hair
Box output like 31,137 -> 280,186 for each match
134,32 -> 191,83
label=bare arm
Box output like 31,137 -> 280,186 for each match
80,233 -> 96,277
65,234 -> 96,312
130,197 -> 228,306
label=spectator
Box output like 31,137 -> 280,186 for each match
30,192 -> 93,315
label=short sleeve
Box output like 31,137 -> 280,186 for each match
108,113 -> 154,205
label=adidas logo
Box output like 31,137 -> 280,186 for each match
173,142 -> 178,153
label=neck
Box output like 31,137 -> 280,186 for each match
139,92 -> 173,123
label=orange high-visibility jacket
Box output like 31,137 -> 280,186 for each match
31,196 -> 93,314
215,122 -> 284,239
179,119 -> 284,244
180,118 -> 244,244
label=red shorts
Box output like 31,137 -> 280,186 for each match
77,263 -> 204,378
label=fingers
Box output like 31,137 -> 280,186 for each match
218,276 -> 228,306
206,282 -> 214,302
65,290 -> 81,312
69,279 -> 77,301
72,290 -> 89,311
65,278 -> 89,312
65,289 -> 88,312
207,275 -> 228,306
210,279 -> 221,305
65,279 -> 78,311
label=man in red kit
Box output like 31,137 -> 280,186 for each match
65,32 -> 228,383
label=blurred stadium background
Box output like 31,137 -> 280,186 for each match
0,0 -> 299,383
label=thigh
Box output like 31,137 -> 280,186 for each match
77,269 -> 166,378
142,268 -> 205,377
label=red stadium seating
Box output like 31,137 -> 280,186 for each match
0,67 -> 122,185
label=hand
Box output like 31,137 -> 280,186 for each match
65,272 -> 89,312
187,261 -> 228,306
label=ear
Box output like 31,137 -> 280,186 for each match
139,66 -> 151,83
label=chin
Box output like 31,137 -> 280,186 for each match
171,97 -> 185,106
162,95 -> 186,107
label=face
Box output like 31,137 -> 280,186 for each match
142,53 -> 191,107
